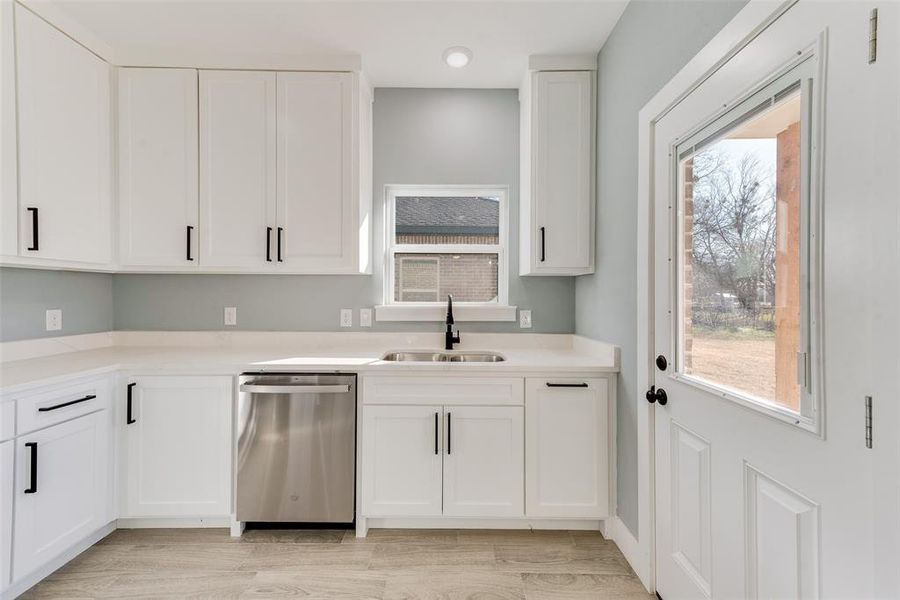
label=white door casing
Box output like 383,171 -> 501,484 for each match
0,440 -> 12,592
649,2 -> 898,598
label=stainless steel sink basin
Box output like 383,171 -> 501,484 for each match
381,351 -> 505,363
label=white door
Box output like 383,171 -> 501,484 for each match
121,376 -> 232,518
531,70 -> 593,273
361,405 -> 443,517
15,4 -> 111,265
525,378 -> 608,518
0,440 -> 12,592
651,3 -> 898,598
13,412 -> 109,581
276,72 -> 355,272
442,406 -> 524,517
119,68 -> 199,268
199,70 -> 276,268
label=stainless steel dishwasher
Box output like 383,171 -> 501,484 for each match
237,373 -> 356,524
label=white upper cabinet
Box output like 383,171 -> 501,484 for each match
277,72 -> 360,273
199,70 -> 277,269
118,68 -> 199,268
520,69 -> 595,276
14,4 -> 112,266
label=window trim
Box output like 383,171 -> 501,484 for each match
379,185 -> 513,321
668,47 -> 824,436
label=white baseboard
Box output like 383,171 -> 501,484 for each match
2,521 -> 115,600
116,517 -> 231,529
364,517 -> 604,531
608,516 -> 652,592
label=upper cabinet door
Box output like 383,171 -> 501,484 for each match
520,70 -> 595,276
277,72 -> 356,273
119,68 -> 199,268
199,70 -> 276,268
15,5 -> 111,265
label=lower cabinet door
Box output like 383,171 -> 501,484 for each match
442,406 -> 524,517
1,440 -> 12,591
361,405 -> 443,517
121,376 -> 232,518
13,411 -> 110,581
525,378 -> 609,518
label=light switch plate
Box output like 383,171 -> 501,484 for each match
359,308 -> 373,327
340,309 -> 353,328
519,309 -> 532,329
45,309 -> 62,331
224,307 -> 237,326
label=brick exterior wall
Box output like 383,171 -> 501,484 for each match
394,232 -> 500,302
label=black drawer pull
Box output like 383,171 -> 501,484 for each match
540,226 -> 545,262
37,394 -> 96,412
27,207 -> 39,251
24,442 -> 37,494
277,227 -> 284,262
434,412 -> 439,455
546,382 -> 589,388
127,383 -> 137,424
446,412 -> 452,455
186,226 -> 194,261
266,227 -> 273,262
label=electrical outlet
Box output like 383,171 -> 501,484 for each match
340,309 -> 353,328
224,306 -> 237,326
359,308 -> 373,327
519,309 -> 532,329
45,309 -> 62,331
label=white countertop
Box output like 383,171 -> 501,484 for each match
0,331 -> 619,393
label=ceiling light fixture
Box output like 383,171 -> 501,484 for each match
443,46 -> 472,68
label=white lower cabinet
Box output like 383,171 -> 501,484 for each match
525,378 -> 609,518
13,411 -> 110,581
120,376 -> 232,518
361,405 -> 443,517
443,406 -> 524,517
1,440 -> 12,593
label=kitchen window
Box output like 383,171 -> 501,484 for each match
377,186 -> 515,322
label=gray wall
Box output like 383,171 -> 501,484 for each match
0,268 -> 113,341
113,88 -> 574,334
575,0 -> 747,536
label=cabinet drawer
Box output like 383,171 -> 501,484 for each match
0,401 -> 13,441
15,377 -> 110,435
363,377 -> 523,406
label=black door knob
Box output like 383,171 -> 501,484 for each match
656,355 -> 668,371
646,385 -> 668,406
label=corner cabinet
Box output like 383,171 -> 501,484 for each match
519,69 -> 595,276
13,4 -> 112,267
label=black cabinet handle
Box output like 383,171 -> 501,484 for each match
266,227 -> 273,262
540,226 -> 545,262
446,412 -> 452,455
186,226 -> 194,261
127,383 -> 136,424
24,442 -> 37,494
38,394 -> 95,412
546,382 -> 589,388
434,412 -> 439,455
26,207 -> 39,251
277,227 -> 283,262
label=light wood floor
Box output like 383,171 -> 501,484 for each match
21,528 -> 653,599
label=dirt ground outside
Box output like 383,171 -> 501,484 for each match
687,328 -> 777,404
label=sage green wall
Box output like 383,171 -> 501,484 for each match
575,0 -> 748,536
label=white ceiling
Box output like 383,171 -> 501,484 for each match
41,0 -> 629,87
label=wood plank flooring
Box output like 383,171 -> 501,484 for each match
20,528 -> 653,599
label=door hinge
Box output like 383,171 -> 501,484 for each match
869,8 -> 878,64
865,396 -> 873,449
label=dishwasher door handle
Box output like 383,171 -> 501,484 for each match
240,384 -> 351,394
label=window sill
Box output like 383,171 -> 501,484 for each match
375,304 -> 518,322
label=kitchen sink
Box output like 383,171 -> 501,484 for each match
381,351 -> 506,363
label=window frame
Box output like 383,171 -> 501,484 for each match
383,185 -> 510,309
668,48 -> 824,435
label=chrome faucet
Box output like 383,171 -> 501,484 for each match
445,295 -> 461,350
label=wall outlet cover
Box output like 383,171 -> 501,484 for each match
340,308 -> 353,327
224,306 -> 237,326
519,309 -> 532,329
45,309 -> 62,331
359,308 -> 373,327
